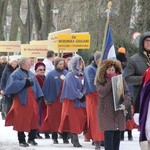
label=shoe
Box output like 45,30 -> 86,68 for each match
63,139 -> 69,144
95,142 -> 101,150
100,141 -> 104,147
53,139 -> 59,144
28,139 -> 38,146
36,134 -> 43,139
71,133 -> 82,147
92,141 -> 95,146
128,137 -> 133,141
73,143 -> 82,147
19,142 -> 29,147
45,133 -> 50,139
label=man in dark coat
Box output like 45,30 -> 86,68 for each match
123,32 -> 150,113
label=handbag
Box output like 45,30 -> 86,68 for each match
140,141 -> 150,150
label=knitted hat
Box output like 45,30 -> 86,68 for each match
9,58 -> 18,64
94,51 -> 101,61
35,62 -> 45,71
118,47 -> 126,54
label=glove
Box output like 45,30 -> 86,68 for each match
45,100 -> 52,105
79,95 -> 86,102
37,96 -> 43,103
119,104 -> 125,110
24,78 -> 34,88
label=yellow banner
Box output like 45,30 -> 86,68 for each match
48,29 -> 72,51
21,44 -> 48,57
57,33 -> 90,50
0,41 -> 21,52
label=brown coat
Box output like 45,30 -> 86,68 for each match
96,78 -> 131,131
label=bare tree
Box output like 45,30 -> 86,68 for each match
0,0 -> 8,40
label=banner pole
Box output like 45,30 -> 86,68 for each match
94,1 -> 112,85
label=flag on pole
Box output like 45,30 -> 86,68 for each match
102,24 -> 116,60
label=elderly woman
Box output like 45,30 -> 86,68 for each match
34,62 -> 50,139
58,55 -> 87,147
0,58 -> 18,119
4,57 -> 43,147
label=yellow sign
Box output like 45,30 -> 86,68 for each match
21,44 -> 48,57
57,33 -> 90,50
48,29 -> 72,51
0,41 -> 21,52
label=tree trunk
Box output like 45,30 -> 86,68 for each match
30,0 -> 42,40
0,0 -> 8,40
41,0 -> 54,39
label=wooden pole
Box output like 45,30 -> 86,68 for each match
94,1 -> 112,85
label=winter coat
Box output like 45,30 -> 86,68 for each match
97,77 -> 131,131
96,59 -> 131,131
123,32 -> 150,113
0,64 -> 17,91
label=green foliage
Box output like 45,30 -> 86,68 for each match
114,36 -> 139,58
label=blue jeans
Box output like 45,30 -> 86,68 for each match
104,130 -> 121,150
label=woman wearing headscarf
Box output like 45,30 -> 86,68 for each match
59,55 -> 87,147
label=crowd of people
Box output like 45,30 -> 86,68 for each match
0,31 -> 150,150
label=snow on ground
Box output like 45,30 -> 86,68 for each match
0,116 -> 141,150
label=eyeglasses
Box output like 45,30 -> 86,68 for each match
38,69 -> 45,71
145,39 -> 150,43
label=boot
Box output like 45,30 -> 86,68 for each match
95,142 -> 101,150
71,133 -> 82,147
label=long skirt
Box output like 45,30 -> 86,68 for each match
86,92 -> 104,142
58,99 -> 86,134
41,98 -> 62,132
5,88 -> 39,132
38,100 -> 47,131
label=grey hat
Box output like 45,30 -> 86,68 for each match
94,51 -> 101,61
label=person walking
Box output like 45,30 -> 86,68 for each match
42,58 -> 69,144
96,59 -> 131,150
4,57 -> 43,147
34,62 -> 50,139
58,55 -> 87,147
84,51 -> 104,150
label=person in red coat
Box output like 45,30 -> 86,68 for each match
34,62 -> 50,139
